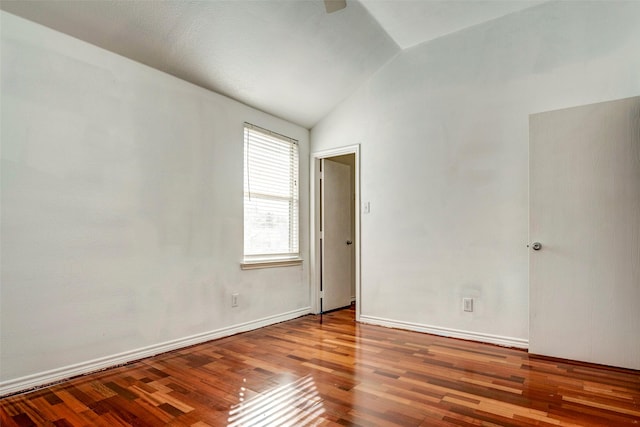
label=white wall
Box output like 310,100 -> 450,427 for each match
1,12 -> 309,394
311,1 -> 640,346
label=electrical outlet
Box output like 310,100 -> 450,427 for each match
463,297 -> 473,312
232,293 -> 239,307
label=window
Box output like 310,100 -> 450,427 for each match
243,123 -> 299,264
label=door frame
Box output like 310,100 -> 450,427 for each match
310,144 -> 361,321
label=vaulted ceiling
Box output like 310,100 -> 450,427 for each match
0,0 -> 545,128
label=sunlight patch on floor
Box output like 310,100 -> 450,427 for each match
227,374 -> 325,427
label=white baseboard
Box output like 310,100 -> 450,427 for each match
359,315 -> 528,349
0,307 -> 311,397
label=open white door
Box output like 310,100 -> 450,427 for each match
529,96 -> 640,369
321,159 -> 353,312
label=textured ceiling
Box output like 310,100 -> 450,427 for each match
1,0 -> 545,128
0,0 -> 398,128
360,0 -> 547,49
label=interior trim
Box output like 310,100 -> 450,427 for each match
240,259 -> 303,270
359,315 -> 529,349
0,307 -> 311,397
310,144 -> 361,321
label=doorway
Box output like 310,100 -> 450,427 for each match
311,145 -> 360,320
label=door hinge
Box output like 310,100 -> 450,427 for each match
319,290 -> 324,298
319,230 -> 324,240
319,171 -> 324,180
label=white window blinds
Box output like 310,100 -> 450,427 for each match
243,123 -> 299,259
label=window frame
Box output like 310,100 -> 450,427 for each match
241,123 -> 301,269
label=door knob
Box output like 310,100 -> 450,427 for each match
346,240 -> 353,245
529,242 -> 542,251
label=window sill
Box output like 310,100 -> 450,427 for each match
240,258 -> 303,270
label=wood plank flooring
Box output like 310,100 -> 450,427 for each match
1,306 -> 639,426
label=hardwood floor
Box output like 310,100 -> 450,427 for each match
1,306 -> 639,426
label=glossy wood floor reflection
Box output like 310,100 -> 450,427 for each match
2,307 -> 639,426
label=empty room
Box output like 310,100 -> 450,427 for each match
1,0 -> 639,426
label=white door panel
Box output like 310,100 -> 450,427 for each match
529,96 -> 640,369
322,159 -> 352,312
